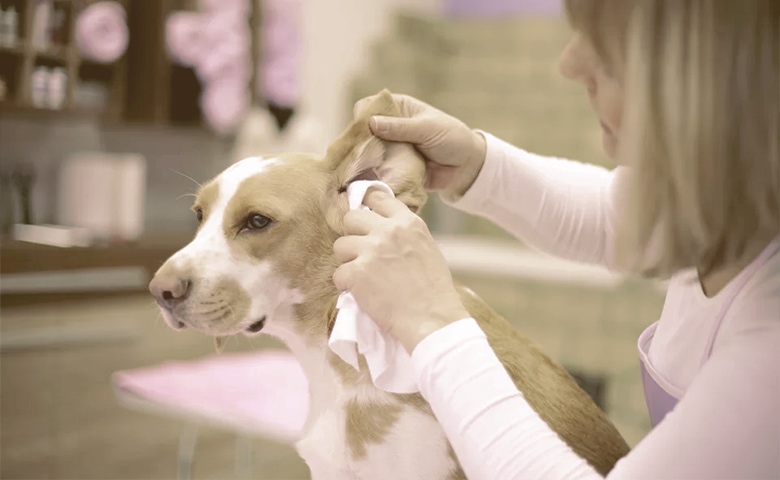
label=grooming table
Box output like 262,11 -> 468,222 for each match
111,349 -> 308,480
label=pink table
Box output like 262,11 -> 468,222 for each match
112,349 -> 309,479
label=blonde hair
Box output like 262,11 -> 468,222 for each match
565,0 -> 780,278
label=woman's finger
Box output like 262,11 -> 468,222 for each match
343,209 -> 381,235
333,235 -> 363,264
332,262 -> 354,292
363,189 -> 410,217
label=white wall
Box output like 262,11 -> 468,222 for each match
299,0 -> 440,142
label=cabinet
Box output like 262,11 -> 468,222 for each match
0,0 -> 261,127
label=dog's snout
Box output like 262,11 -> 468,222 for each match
149,274 -> 192,310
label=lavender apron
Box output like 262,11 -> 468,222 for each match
637,241 -> 779,428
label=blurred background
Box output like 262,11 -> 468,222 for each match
0,0 -> 665,478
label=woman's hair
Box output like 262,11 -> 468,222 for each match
565,0 -> 780,278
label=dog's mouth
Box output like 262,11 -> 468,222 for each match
165,315 -> 266,334
247,316 -> 267,333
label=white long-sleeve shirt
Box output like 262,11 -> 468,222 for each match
411,133 -> 780,479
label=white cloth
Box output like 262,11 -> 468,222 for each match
328,180 -> 420,394
410,132 -> 780,479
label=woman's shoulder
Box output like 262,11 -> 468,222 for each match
721,240 -> 780,339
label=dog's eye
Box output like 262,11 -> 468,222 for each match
195,208 -> 204,223
245,214 -> 271,231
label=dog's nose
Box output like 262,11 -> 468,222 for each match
149,274 -> 192,310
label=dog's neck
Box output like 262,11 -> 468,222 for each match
269,276 -> 373,392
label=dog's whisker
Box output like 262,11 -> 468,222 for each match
170,168 -> 202,188
226,302 -> 236,323
199,305 -> 229,316
214,336 -> 226,354
211,307 -> 233,323
176,192 -> 198,201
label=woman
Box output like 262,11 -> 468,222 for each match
333,0 -> 779,478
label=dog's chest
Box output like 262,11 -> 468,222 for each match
295,381 -> 458,480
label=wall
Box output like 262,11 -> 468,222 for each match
0,115 -> 227,234
299,0 -> 564,142
1,0 -> 573,236
0,0 -> 442,236
298,0 -> 440,142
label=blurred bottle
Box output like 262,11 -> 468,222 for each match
1,4 -> 18,47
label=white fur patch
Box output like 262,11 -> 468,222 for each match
162,156 -> 304,336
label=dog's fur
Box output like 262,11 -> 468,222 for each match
149,90 -> 630,479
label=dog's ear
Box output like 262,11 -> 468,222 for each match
324,89 -> 427,230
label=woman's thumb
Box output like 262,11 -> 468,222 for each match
370,116 -> 432,144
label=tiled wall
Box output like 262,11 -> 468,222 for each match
350,13 -> 613,239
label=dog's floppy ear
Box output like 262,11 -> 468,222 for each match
324,89 -> 427,224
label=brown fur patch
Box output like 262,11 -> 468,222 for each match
456,285 -> 630,475
324,89 -> 428,234
396,392 -> 432,416
213,155 -> 342,340
193,181 -> 220,224
345,399 -> 404,459
447,443 -> 466,480
196,276 -> 251,329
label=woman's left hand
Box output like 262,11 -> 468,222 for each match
333,189 -> 471,353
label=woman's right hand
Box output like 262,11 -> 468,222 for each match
353,93 -> 487,198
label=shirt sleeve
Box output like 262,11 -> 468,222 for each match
443,132 -> 626,269
412,318 -> 780,480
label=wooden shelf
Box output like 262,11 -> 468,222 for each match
0,234 -> 191,275
33,46 -> 71,63
0,233 -> 192,306
0,43 -> 28,56
0,102 -> 101,119
0,0 -> 261,128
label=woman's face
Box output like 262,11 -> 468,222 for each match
558,33 -> 625,159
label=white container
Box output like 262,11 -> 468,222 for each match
0,8 -> 5,47
12,223 -> 94,248
31,66 -> 50,108
114,153 -> 147,241
47,67 -> 67,109
32,0 -> 52,50
57,152 -> 148,242
3,6 -> 18,47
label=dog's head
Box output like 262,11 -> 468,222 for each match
148,90 -> 427,342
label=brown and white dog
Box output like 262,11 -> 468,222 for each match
149,90 -> 630,479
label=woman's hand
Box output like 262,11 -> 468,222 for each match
332,189 -> 471,353
353,93 -> 488,199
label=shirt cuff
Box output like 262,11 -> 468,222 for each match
440,131 -> 507,211
411,317 -> 485,368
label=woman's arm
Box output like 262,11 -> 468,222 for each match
412,315 -> 780,479
445,132 -> 625,270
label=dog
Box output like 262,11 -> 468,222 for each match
149,90 -> 631,479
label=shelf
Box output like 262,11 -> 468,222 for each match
33,46 -> 71,63
2,0 -> 261,128
0,233 -> 192,306
0,233 -> 192,275
0,102 -> 101,119
0,43 -> 28,56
